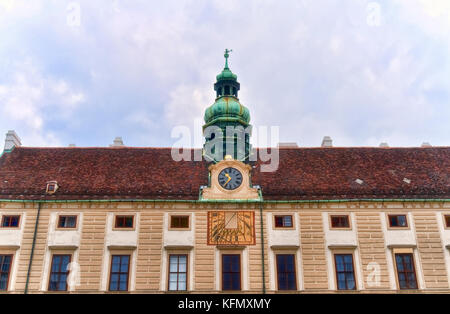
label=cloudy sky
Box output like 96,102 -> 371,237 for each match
0,0 -> 449,148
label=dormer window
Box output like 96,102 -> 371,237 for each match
46,181 -> 59,195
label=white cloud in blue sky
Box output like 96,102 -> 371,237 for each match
0,0 -> 449,148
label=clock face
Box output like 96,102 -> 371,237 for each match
218,167 -> 243,190
208,211 -> 255,245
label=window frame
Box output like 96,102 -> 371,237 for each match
0,254 -> 13,291
108,254 -> 131,292
169,215 -> 191,231
273,214 -> 294,229
275,254 -> 297,291
333,253 -> 357,291
221,254 -> 241,291
56,215 -> 78,230
443,214 -> 450,229
393,252 -> 418,290
113,215 -> 135,230
167,254 -> 188,291
329,214 -> 351,229
48,254 -> 72,292
387,214 -> 409,229
1,215 -> 21,228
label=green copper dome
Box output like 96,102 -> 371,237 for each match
216,68 -> 238,81
204,96 -> 250,126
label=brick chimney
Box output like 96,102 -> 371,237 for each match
110,137 -> 125,147
321,136 -> 333,147
4,130 -> 22,151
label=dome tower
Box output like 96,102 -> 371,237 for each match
203,50 -> 252,163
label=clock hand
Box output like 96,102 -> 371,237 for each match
224,173 -> 232,186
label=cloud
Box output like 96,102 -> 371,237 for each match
0,0 -> 448,148
0,58 -> 85,147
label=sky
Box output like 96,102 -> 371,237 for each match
0,0 -> 449,148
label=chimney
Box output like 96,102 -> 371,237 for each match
379,142 -> 389,148
4,130 -> 21,151
321,136 -> 333,147
110,137 -> 125,147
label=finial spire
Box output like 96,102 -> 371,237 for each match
224,49 -> 232,69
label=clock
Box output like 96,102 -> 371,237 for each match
207,211 -> 255,245
218,167 -> 243,190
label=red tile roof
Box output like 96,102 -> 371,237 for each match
0,146 -> 449,201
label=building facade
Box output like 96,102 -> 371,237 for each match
0,53 -> 449,294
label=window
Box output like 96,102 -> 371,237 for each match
330,215 -> 350,228
46,181 -> 59,195
389,215 -> 408,228
114,216 -> 134,228
334,254 -> 356,290
276,254 -> 297,290
274,215 -> 293,228
168,255 -> 187,291
222,254 -> 241,291
0,255 -> 12,291
224,85 -> 230,95
48,254 -> 71,291
170,216 -> 189,229
1,215 -> 20,228
444,215 -> 450,228
57,215 -> 77,229
395,253 -> 418,290
109,255 -> 130,291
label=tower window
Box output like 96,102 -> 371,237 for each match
233,87 -> 237,96
224,85 -> 230,95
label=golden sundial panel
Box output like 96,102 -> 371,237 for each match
207,211 -> 255,246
